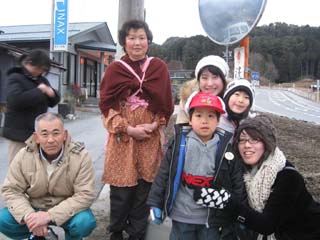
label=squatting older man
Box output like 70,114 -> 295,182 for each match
0,112 -> 96,239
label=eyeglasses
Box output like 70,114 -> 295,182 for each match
238,138 -> 261,145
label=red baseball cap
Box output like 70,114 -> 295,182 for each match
187,92 -> 225,114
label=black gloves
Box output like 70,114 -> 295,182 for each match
193,186 -> 231,209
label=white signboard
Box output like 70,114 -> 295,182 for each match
234,47 -> 245,79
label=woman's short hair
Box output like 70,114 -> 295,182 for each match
118,19 -> 153,51
19,49 -> 51,74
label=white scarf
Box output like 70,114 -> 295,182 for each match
244,147 -> 286,240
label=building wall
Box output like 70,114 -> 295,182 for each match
1,41 -> 115,102
0,49 -> 18,104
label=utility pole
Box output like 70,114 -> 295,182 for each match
116,0 -> 145,60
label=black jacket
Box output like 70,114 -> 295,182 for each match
236,162 -> 320,240
3,67 -> 60,142
147,124 -> 246,228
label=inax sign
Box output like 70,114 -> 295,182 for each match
54,0 -> 68,51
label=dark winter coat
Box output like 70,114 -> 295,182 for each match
235,162 -> 320,240
147,124 -> 246,228
3,67 -> 60,142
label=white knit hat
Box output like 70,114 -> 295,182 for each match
195,55 -> 229,79
223,79 -> 255,102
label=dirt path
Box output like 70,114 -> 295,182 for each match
269,113 -> 320,201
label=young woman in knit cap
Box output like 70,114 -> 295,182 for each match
176,55 -> 229,124
204,114 -> 320,240
218,79 -> 255,134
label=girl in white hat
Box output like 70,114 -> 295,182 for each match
218,79 -> 255,134
176,55 -> 229,124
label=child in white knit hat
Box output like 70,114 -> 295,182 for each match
218,79 -> 255,134
176,55 -> 229,124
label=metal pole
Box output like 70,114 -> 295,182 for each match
50,0 -> 55,59
225,44 -> 229,66
317,79 -> 320,102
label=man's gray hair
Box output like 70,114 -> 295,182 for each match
34,112 -> 64,131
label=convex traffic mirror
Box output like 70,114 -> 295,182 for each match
199,0 -> 267,45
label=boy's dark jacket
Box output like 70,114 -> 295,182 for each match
147,123 -> 246,227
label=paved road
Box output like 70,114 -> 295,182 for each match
254,88 -> 320,124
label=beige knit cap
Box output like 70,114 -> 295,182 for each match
237,114 -> 277,152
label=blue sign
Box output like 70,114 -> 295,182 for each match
54,0 -> 68,51
251,71 -> 260,81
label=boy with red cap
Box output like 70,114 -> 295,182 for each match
147,92 -> 245,240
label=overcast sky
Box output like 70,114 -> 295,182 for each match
0,0 -> 320,45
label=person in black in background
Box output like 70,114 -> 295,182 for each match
2,49 -> 60,162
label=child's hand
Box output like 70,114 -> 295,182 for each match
150,207 -> 163,225
193,187 -> 231,209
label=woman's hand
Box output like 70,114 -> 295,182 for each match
137,121 -> 158,132
37,83 -> 55,97
127,125 -> 152,140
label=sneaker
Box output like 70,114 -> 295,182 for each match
28,227 -> 58,240
46,227 -> 59,240
128,236 -> 144,240
28,235 -> 46,240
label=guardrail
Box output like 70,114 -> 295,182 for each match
285,88 -> 320,102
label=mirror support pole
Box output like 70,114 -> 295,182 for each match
240,36 -> 250,79
225,45 -> 229,66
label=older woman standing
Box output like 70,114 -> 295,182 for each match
99,20 -> 173,240
208,114 -> 320,240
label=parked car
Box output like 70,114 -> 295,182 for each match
222,22 -> 250,43
310,84 -> 320,91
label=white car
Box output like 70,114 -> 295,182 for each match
222,22 -> 250,43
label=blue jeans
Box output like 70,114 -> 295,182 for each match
170,220 -> 237,240
0,207 -> 97,240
